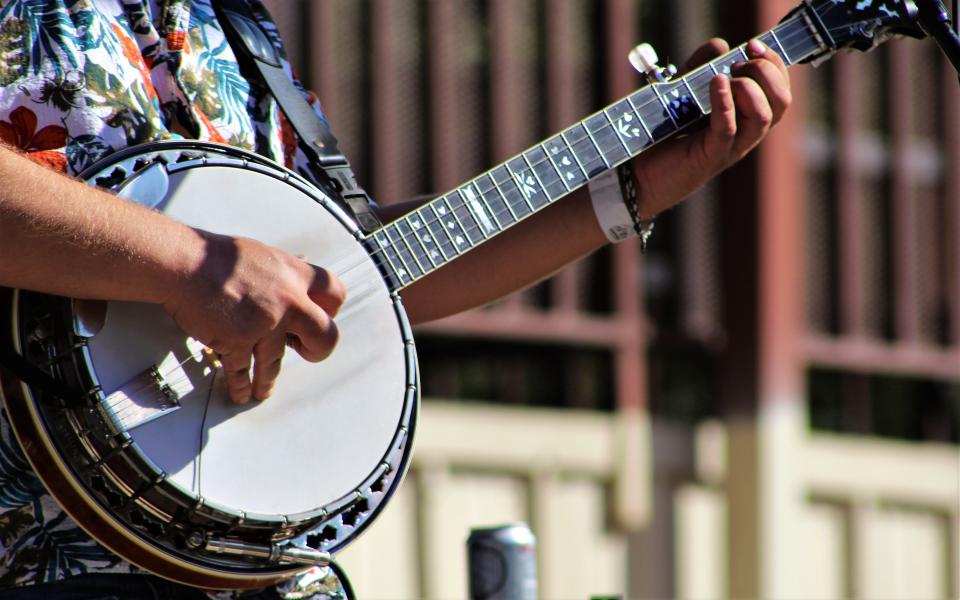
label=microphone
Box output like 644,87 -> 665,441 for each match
913,0 -> 960,80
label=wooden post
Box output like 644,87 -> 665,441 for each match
717,0 -> 808,597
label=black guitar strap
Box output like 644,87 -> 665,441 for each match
214,0 -> 382,233
0,341 -> 76,403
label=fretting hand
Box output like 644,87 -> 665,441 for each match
629,38 -> 792,218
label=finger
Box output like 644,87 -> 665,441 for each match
681,38 -> 730,73
286,306 -> 340,362
699,74 -> 737,168
744,39 -> 789,80
731,60 -> 790,123
307,266 -> 347,317
729,76 -> 774,154
219,349 -> 254,404
251,333 -> 286,401
731,54 -> 792,123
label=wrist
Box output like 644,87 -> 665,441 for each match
588,163 -> 656,251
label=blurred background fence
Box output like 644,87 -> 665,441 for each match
263,0 -> 960,598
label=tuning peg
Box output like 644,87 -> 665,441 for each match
628,43 -> 659,73
628,43 -> 677,82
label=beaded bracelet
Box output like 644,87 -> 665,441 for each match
616,162 -> 655,253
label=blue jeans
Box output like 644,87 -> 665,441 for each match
0,574 -> 281,600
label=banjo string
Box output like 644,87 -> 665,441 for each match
101,272 -> 387,410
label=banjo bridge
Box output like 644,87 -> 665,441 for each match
103,353 -> 195,431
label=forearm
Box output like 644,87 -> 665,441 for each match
383,187 -> 607,324
0,145 -> 204,303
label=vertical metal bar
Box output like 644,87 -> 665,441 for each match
718,2 -> 808,598
415,463 -> 448,600
546,0 -> 576,129
679,190 -> 720,341
489,0 -> 522,163
842,373 -> 872,434
604,0 -> 635,109
604,0 -> 644,413
675,2 -> 720,344
945,59 -> 960,348
371,0 -> 400,203
428,0 -> 459,192
757,0 -> 808,398
489,0 -> 529,312
889,43 -> 920,343
949,511 -> 960,600
835,54 -> 867,338
546,0 -> 582,314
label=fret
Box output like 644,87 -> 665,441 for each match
368,241 -> 403,289
396,217 -> 436,268
543,136 -> 588,189
439,194 -> 478,249
369,12 -> 834,292
626,93 -> 654,142
476,172 -> 518,224
712,51 -> 741,77
506,157 -> 546,210
373,229 -> 413,285
630,88 -> 676,142
780,18 -> 821,62
525,145 -> 567,199
764,28 -> 792,65
594,123 -> 630,165
462,181 -> 502,234
606,99 -> 652,156
448,192 -> 486,245
384,225 -> 424,279
586,112 -> 629,166
491,165 -> 533,218
516,153 -> 554,208
408,208 -> 447,266
658,80 -> 703,129
685,66 -> 715,111
563,123 -> 609,177
426,203 -> 459,258
680,76 -> 706,115
649,84 -> 680,132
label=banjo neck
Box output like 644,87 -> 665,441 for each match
365,11 -> 824,291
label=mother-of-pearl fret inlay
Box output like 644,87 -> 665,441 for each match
510,164 -> 541,204
367,10 -> 827,290
440,196 -> 467,247
462,185 -> 497,234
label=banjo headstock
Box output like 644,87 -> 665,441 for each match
797,0 -> 925,60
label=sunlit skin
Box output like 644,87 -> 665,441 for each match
0,38 -> 790,404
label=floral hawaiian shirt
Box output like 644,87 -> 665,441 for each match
0,1 -> 345,597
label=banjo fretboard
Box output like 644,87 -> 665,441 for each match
369,10 -> 825,290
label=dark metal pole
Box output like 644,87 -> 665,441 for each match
913,0 -> 960,81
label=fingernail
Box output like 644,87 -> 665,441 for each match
747,39 -> 765,56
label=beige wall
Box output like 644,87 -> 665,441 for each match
677,416 -> 960,600
337,401 -> 647,600
335,403 -> 958,600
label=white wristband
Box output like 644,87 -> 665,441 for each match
588,168 -> 635,243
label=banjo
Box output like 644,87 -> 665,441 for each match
0,0 -> 924,590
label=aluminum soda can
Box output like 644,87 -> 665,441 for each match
467,523 -> 538,600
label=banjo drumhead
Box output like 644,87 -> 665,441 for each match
83,161 -> 409,518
